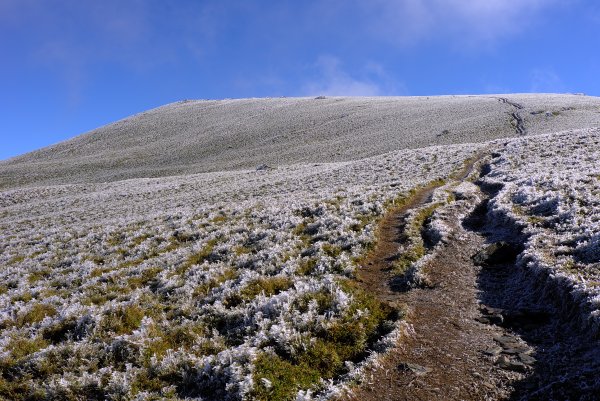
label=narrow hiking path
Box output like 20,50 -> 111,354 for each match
347,153 -> 517,401
343,151 -> 600,400
494,97 -> 527,135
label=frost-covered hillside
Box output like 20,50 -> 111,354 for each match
0,143 -> 481,399
1,95 -> 600,400
2,94 -> 600,189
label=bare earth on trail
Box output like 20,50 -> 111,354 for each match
348,155 -> 600,401
351,181 -> 513,401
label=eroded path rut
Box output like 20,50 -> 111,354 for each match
344,153 -> 600,400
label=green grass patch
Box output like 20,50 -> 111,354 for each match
175,239 -> 220,275
239,277 -> 293,301
193,269 -> 239,299
224,276 -> 294,308
17,303 -> 57,327
321,244 -> 341,258
254,278 -> 398,400
8,255 -> 25,265
251,353 -> 321,401
98,304 -> 145,336
296,258 -> 318,276
28,269 -> 52,284
11,292 -> 33,303
127,267 -> 162,289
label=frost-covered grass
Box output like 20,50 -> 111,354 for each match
3,94 -> 600,188
482,127 -> 600,336
0,144 -> 481,400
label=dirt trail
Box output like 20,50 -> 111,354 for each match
344,152 -> 600,400
495,97 -> 527,135
355,153 -> 483,302
335,94 -> 600,400
349,158 -> 514,401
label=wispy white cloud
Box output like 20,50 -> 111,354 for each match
353,0 -> 560,47
302,56 -> 405,96
530,69 -> 566,93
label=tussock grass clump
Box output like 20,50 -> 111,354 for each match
17,303 -> 57,327
394,202 -> 441,274
98,304 -> 145,336
254,278 -> 398,400
239,276 -> 294,302
175,238 -> 220,275
192,268 -> 239,298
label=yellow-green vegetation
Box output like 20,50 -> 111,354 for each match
210,214 -> 228,224
16,303 -> 57,327
11,292 -> 33,303
28,268 -> 52,284
7,336 -> 49,360
527,215 -> 546,225
131,233 -> 152,246
394,202 -> 441,274
130,325 -> 227,397
141,323 -> 208,362
321,243 -> 342,258
234,245 -> 253,255
193,269 -> 239,298
98,304 -> 145,336
8,255 -> 25,265
349,214 -> 372,232
292,220 -> 312,244
107,232 -> 125,246
81,287 -> 120,306
239,276 -> 294,301
253,279 -> 398,401
251,353 -> 322,401
293,289 -> 335,314
90,267 -> 112,278
296,257 -> 318,276
175,238 -> 220,275
0,336 -> 49,400
127,267 -> 162,289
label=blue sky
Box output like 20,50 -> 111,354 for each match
1,0 -> 600,160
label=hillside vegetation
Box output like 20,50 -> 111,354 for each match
1,95 -> 599,400
2,94 -> 600,188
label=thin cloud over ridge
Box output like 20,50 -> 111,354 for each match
353,0 -> 560,47
302,56 -> 406,96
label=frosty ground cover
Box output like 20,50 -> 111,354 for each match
0,143 -> 481,400
2,93 -> 600,400
3,94 -> 600,188
483,128 -> 600,336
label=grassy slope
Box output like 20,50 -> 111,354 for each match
2,94 -> 600,189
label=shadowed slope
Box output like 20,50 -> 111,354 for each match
2,94 -> 600,188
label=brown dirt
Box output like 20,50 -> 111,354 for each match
345,154 -> 523,400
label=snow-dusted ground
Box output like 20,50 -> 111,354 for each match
2,94 -> 600,188
0,142 -> 481,399
1,95 -> 600,400
483,128 -> 600,336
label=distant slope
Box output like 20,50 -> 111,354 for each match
2,94 -> 600,188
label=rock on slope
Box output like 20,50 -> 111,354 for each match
2,94 -> 600,188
